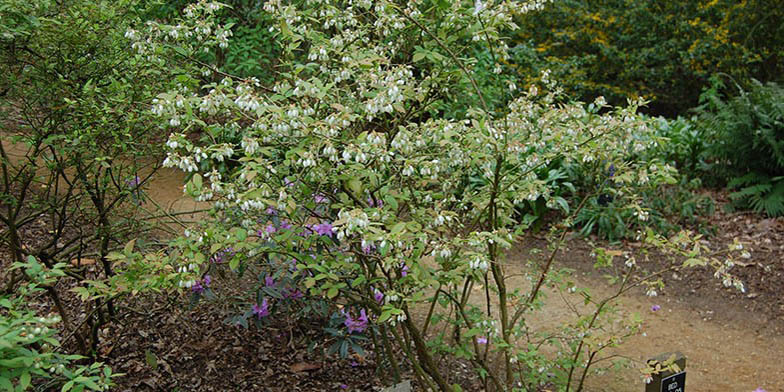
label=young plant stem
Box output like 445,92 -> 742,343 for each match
377,324 -> 402,383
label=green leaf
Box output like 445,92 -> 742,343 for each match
61,381 -> 74,392
19,372 -> 30,390
347,179 -> 362,196
123,239 -> 136,255
0,377 -> 12,392
350,275 -> 366,288
0,357 -> 31,368
389,222 -> 406,235
412,52 -> 426,62
145,350 -> 158,370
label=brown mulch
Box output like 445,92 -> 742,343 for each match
102,295 -> 383,392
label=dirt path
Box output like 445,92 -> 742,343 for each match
497,245 -> 784,392
571,278 -> 784,391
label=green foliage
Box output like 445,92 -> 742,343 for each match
512,0 -> 784,116
728,174 -> 784,217
697,79 -> 784,216
0,2 -> 189,385
0,257 -> 117,391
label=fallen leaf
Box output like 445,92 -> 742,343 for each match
70,257 -> 97,266
290,362 -> 321,373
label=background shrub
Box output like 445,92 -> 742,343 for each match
696,79 -> 784,216
511,0 -> 784,117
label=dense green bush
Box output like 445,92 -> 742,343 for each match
696,79 -> 784,216
511,0 -> 784,116
0,2 -> 190,386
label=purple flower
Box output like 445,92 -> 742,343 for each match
126,176 -> 141,188
211,247 -> 235,264
476,336 -> 488,344
191,275 -> 211,294
252,299 -> 270,319
279,220 -> 292,230
400,263 -> 409,277
343,309 -> 369,334
284,178 -> 295,187
265,276 -> 276,287
608,164 -> 616,178
266,207 -> 277,216
367,197 -> 383,208
313,222 -> 334,237
191,280 -> 204,294
340,384 -> 348,390
285,288 -> 304,300
373,288 -> 384,305
314,194 -> 329,204
350,361 -> 359,368
651,305 -> 661,312
362,244 -> 376,255
265,224 -> 277,234
754,388 -> 768,392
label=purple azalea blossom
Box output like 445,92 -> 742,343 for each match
285,288 -> 304,300
211,248 -> 235,264
373,288 -> 384,305
191,275 -> 211,294
651,305 -> 661,312
252,299 -> 270,319
362,244 -> 376,255
367,197 -> 383,208
313,222 -> 334,237
401,263 -> 409,277
476,336 -> 488,344
314,194 -> 329,204
343,309 -> 369,334
126,176 -> 141,188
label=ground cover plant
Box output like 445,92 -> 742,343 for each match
120,1 -> 749,390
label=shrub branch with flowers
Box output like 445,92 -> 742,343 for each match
128,1 -> 748,390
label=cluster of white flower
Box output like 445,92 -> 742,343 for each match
469,256 -> 489,271
335,209 -> 371,240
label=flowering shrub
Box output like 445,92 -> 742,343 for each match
0,257 -> 117,391
130,1 -> 747,390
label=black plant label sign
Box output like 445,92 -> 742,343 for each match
661,371 -> 686,392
